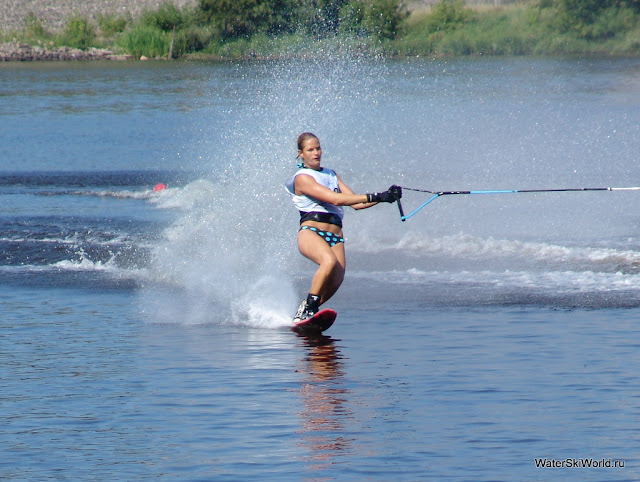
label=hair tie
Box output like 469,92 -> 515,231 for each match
297,161 -> 304,169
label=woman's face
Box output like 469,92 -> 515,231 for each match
298,137 -> 322,170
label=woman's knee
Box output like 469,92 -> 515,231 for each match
318,252 -> 340,271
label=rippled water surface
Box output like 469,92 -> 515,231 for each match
1,56 -> 640,480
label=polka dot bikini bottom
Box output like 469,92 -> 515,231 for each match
299,226 -> 344,247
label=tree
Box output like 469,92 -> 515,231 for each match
338,0 -> 408,39
362,0 -> 408,39
301,0 -> 350,37
198,0 -> 407,40
550,0 -> 640,39
199,0 -> 296,38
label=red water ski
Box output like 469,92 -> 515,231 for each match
291,308 -> 337,334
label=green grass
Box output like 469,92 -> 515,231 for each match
96,13 -> 128,37
59,16 -> 97,49
114,25 -> 171,58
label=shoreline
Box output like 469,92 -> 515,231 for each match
0,42 -> 132,61
0,42 -> 133,61
3,39 -> 640,63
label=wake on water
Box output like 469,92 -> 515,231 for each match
6,178 -> 640,317
137,179 -> 640,324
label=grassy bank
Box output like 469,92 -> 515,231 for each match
1,0 -> 639,59
396,1 -> 640,56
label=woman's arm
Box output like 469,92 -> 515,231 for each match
294,173 -> 369,207
294,173 -> 400,210
335,174 -> 379,210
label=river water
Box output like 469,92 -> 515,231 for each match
1,54 -> 639,480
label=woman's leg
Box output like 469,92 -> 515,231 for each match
297,230 -> 346,305
319,243 -> 345,304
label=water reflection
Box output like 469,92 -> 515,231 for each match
295,334 -> 352,471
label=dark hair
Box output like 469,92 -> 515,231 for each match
297,132 -> 318,152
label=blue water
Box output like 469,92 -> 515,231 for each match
1,55 -> 640,480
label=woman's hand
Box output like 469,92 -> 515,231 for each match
367,185 -> 402,203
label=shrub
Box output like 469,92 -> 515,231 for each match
23,13 -> 51,41
199,0 -> 283,38
581,5 -> 638,40
198,0 -> 406,40
141,2 -> 186,31
115,25 -> 170,57
97,14 -> 128,36
339,0 -> 408,40
426,0 -> 473,32
538,0 -> 640,40
300,0 -> 349,37
59,16 -> 97,49
179,26 -> 217,53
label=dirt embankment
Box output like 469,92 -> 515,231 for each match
0,43 -> 132,61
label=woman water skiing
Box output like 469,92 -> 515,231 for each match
285,132 -> 401,325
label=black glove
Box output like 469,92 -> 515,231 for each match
367,185 -> 402,203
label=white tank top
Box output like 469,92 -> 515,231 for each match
284,167 -> 344,219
